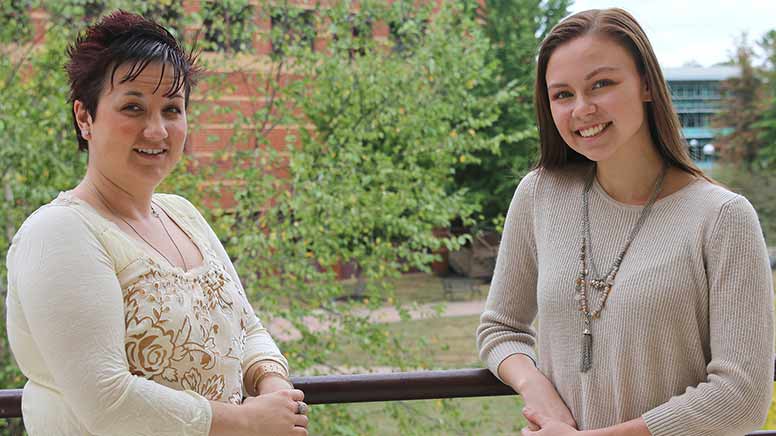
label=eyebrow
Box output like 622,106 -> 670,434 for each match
123,90 -> 184,100
547,66 -> 620,89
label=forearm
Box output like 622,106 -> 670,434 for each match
582,417 -> 651,436
498,353 -> 540,392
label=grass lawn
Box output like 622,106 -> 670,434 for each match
316,315 -> 529,435
334,396 -> 527,436
330,315 -> 483,368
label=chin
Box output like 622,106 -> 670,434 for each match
569,146 -> 614,163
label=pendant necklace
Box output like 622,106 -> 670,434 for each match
574,163 -> 667,373
90,183 -> 189,271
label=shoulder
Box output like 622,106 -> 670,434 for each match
684,180 -> 754,222
7,201 -> 104,270
514,163 -> 590,201
680,180 -> 763,244
12,200 -> 95,246
707,185 -> 760,234
153,193 -> 207,225
153,193 -> 200,215
153,192 -> 214,237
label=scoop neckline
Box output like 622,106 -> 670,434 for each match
590,174 -> 703,210
57,190 -> 210,276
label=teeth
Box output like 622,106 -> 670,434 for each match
136,148 -> 165,155
579,123 -> 608,138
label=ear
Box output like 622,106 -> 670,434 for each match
73,100 -> 93,139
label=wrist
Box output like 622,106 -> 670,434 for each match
247,359 -> 290,396
257,374 -> 294,395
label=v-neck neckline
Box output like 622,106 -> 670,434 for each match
58,191 -> 209,276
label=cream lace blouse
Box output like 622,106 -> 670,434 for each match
6,192 -> 287,435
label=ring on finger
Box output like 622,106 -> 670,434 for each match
296,401 -> 308,415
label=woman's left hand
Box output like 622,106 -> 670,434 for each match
522,407 -> 582,436
258,375 -> 294,395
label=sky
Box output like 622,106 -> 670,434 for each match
568,0 -> 776,68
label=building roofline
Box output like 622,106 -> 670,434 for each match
663,66 -> 740,81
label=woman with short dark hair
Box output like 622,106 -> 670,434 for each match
6,11 -> 308,435
477,8 -> 773,436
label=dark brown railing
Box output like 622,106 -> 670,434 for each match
1,367 -> 775,435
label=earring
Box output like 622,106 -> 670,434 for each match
82,130 -> 90,139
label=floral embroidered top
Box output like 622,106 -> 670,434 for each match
6,192 -> 288,436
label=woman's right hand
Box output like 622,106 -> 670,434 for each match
210,389 -> 309,436
498,354 -> 577,431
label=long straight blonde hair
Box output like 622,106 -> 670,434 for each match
534,8 -> 707,179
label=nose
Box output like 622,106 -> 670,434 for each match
143,113 -> 168,142
572,97 -> 597,119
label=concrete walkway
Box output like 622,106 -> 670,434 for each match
267,299 -> 486,341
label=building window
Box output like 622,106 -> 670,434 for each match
201,0 -> 254,53
271,8 -> 315,56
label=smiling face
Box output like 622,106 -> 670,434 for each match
545,34 -> 653,163
75,61 -> 187,190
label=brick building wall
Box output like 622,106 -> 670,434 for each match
19,0 -> 462,212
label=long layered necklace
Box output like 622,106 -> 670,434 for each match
574,163 -> 667,373
90,183 -> 189,271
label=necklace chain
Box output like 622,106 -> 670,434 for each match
90,183 -> 189,271
575,163 -> 668,372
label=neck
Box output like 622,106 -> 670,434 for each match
81,168 -> 155,221
595,138 -> 665,205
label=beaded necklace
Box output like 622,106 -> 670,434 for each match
574,163 -> 667,372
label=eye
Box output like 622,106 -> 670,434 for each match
552,90 -> 573,100
165,105 -> 183,114
122,103 -> 143,113
592,79 -> 614,90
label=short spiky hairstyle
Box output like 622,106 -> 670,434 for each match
65,10 -> 201,151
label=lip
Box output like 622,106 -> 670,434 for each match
133,146 -> 168,151
575,122 -> 612,138
133,148 -> 169,159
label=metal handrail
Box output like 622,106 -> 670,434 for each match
0,367 -> 774,435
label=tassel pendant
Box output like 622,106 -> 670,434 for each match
581,326 -> 593,373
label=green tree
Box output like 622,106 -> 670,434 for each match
455,0 -> 570,229
713,35 -> 765,167
754,29 -> 776,169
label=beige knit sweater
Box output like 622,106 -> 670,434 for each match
477,165 -> 774,435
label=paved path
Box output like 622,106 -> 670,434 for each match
267,299 -> 486,341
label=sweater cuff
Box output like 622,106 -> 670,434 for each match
485,342 -> 537,383
642,402 -> 683,436
186,390 -> 214,436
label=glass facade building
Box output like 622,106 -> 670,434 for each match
664,66 -> 739,168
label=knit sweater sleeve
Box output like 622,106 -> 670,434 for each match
642,195 -> 774,436
477,170 -> 540,380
